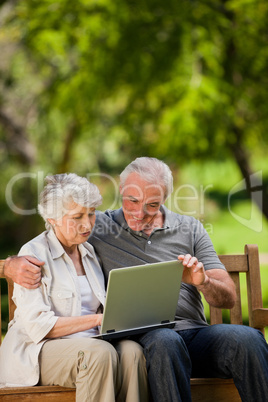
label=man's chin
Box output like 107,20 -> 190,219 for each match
129,221 -> 154,233
127,219 -> 145,232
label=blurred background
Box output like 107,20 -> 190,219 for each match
1,0 -> 268,334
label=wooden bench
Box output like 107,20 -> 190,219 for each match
0,244 -> 267,401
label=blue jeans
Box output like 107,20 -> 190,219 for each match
137,324 -> 268,402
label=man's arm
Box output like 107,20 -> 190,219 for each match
3,256 -> 44,288
179,254 -> 236,309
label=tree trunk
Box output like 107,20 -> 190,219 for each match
228,127 -> 268,221
57,120 -> 79,173
0,110 -> 36,165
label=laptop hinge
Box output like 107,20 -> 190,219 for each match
107,329 -> 116,333
161,320 -> 170,324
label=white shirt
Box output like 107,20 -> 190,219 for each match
64,275 -> 100,338
0,230 -> 106,387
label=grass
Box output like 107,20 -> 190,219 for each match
209,202 -> 268,255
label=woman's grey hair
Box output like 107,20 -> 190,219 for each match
38,173 -> 102,230
120,157 -> 173,200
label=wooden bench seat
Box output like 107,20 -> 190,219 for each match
0,244 -> 267,401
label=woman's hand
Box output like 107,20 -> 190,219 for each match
95,314 -> 103,327
46,313 -> 104,339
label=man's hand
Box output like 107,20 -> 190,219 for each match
178,253 -> 236,309
4,256 -> 44,289
179,254 -> 207,287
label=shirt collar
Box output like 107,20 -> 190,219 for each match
112,208 -> 129,229
162,205 -> 179,228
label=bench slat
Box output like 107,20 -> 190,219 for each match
218,254 -> 248,273
190,378 -> 241,402
229,273 -> 243,325
252,308 -> 268,329
0,387 -> 75,402
209,305 -> 223,325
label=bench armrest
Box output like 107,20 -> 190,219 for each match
251,308 -> 268,329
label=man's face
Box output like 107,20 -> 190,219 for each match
120,172 -> 165,232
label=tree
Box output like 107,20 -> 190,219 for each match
0,0 -> 268,229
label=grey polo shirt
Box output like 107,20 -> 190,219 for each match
89,206 -> 226,331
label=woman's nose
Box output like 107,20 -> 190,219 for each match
82,216 -> 92,229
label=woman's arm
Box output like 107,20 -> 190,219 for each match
45,314 -> 103,338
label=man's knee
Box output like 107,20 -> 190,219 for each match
139,329 -> 190,364
213,324 -> 264,344
159,328 -> 183,345
204,324 -> 267,357
143,328 -> 184,349
231,326 -> 267,353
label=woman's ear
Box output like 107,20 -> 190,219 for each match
48,218 -> 55,227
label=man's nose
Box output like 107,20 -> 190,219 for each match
134,204 -> 146,218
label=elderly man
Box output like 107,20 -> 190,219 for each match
4,157 -> 268,402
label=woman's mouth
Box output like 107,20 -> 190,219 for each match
80,231 -> 91,237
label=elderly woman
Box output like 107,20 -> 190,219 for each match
0,173 -> 148,402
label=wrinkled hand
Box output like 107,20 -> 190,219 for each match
4,255 -> 44,289
178,254 -> 207,287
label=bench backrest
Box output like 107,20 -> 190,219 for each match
209,244 -> 263,331
0,244 -> 265,344
0,259 -> 16,343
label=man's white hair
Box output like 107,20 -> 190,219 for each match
120,157 -> 173,201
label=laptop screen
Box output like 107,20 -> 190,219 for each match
96,260 -> 183,339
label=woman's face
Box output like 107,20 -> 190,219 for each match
51,202 -> 96,248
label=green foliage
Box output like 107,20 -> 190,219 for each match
1,0 -> 268,170
0,0 -> 268,255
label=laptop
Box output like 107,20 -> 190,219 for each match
93,260 -> 183,340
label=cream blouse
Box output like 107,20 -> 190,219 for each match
0,229 -> 106,387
